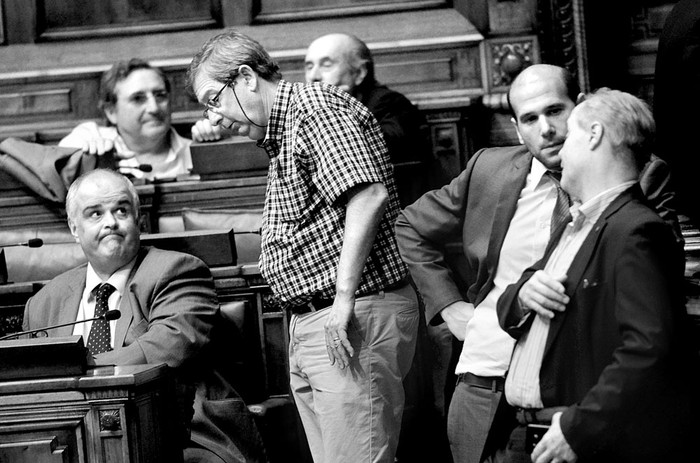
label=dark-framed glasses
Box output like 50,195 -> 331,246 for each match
203,79 -> 232,119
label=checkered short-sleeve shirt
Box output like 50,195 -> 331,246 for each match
258,81 -> 407,306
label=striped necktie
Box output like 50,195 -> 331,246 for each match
86,283 -> 116,356
545,171 -> 572,241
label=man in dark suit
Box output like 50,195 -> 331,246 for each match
654,0 -> 700,227
395,64 -> 679,462
23,169 -> 265,463
497,89 -> 698,462
304,33 -> 431,205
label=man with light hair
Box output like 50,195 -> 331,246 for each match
188,30 -> 419,463
497,89 -> 698,462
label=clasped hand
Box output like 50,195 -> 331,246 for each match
518,270 -> 569,319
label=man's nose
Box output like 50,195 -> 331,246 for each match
103,211 -> 118,228
206,110 -> 225,127
539,116 -> 555,137
306,65 -> 321,83
144,94 -> 161,112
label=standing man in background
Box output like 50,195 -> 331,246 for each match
498,89 -> 698,463
395,64 -> 678,463
654,0 -> 700,227
305,33 -> 430,206
188,30 -> 418,463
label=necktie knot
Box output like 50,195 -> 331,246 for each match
546,170 -> 562,183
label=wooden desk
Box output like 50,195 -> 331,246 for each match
0,364 -> 182,463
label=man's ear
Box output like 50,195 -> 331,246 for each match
589,121 -> 604,149
104,105 -> 117,126
354,63 -> 368,87
511,117 -> 525,145
68,219 -> 80,244
239,65 -> 258,91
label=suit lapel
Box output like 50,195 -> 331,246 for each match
53,274 -> 86,337
544,189 -> 636,355
114,248 -> 148,347
476,154 -> 531,304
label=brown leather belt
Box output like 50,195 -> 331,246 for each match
514,406 -> 568,425
458,372 -> 505,393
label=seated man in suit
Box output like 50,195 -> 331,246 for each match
23,169 -> 265,463
59,59 -> 192,181
497,89 -> 699,462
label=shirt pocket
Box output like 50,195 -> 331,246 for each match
268,173 -> 309,223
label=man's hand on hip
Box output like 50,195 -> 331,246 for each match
324,295 -> 355,369
440,301 -> 475,340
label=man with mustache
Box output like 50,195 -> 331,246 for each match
59,59 -> 192,181
395,64 -> 678,462
22,169 -> 266,463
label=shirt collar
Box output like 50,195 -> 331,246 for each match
570,180 -> 636,230
85,256 -> 137,297
258,80 -> 293,156
530,157 -> 551,186
113,127 -> 179,157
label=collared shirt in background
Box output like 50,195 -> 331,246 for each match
505,181 -> 637,408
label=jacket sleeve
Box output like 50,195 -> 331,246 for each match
395,150 -> 482,324
639,155 -> 683,245
496,265 -> 540,339
96,253 -> 220,368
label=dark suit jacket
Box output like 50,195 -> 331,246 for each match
396,146 -> 680,325
354,81 -> 427,165
24,247 -> 265,463
497,186 -> 699,462
654,0 -> 700,225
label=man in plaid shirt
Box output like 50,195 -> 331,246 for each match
188,30 -> 419,463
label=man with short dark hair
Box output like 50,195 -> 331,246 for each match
59,59 -> 192,180
24,169 -> 265,463
188,30 -> 419,463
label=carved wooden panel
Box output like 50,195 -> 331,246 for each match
485,35 -> 540,92
248,0 -> 447,23
38,0 -> 222,41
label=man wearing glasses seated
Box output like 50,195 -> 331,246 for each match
59,59 -> 192,181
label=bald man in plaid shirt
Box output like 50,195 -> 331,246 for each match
188,30 -> 419,463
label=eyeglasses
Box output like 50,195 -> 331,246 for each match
202,80 -> 232,119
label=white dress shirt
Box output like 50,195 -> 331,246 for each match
455,158 -> 557,377
72,259 -> 136,347
505,181 -> 636,408
58,122 -> 192,180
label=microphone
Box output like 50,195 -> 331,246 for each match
0,238 -> 43,248
119,164 -> 153,173
0,309 -> 121,341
